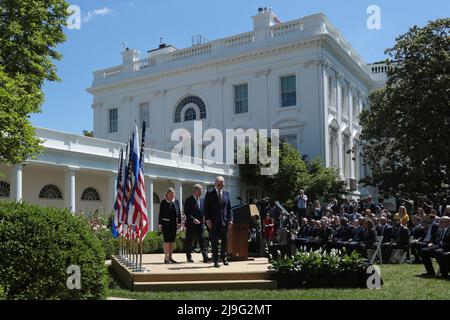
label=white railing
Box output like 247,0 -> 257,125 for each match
92,14 -> 373,84
167,43 -> 212,62
369,63 -> 390,82
35,127 -> 238,176
223,32 -> 254,48
103,66 -> 123,78
134,57 -> 155,71
271,20 -> 304,37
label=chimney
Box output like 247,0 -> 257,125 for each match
252,7 -> 280,42
121,47 -> 140,71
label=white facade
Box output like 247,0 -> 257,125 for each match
0,9 -> 387,226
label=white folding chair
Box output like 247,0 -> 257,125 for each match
370,235 -> 383,264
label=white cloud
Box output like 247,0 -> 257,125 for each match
83,7 -> 114,23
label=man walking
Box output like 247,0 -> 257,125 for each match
184,184 -> 209,263
204,176 -> 233,268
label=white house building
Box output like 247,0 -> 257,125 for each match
0,8 -> 387,230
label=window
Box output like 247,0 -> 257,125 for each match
280,75 -> 297,107
184,108 -> 197,122
281,134 -> 298,149
140,103 -> 150,128
341,82 -> 349,118
0,181 -> 10,198
234,84 -> 248,114
174,96 -> 206,123
328,76 -> 333,108
39,185 -> 63,199
81,187 -> 101,201
329,129 -> 339,169
352,95 -> 358,120
109,109 -> 118,133
342,135 -> 351,178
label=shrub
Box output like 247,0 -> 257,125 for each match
269,248 -> 376,289
93,229 -> 119,260
0,285 -> 5,300
0,201 -> 108,300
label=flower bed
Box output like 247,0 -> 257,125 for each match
269,248 -> 380,289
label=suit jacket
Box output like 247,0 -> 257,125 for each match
335,224 -> 355,241
436,227 -> 450,251
378,224 -> 394,243
184,195 -> 205,226
422,223 -> 439,242
393,225 -> 410,246
411,224 -> 425,240
158,199 -> 181,226
362,228 -> 377,246
204,188 -> 233,228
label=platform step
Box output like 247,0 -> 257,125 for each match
133,280 -> 277,292
133,271 -> 269,283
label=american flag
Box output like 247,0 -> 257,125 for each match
121,140 -> 133,238
112,149 -> 124,238
133,122 -> 149,240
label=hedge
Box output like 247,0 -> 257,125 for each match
0,202 -> 108,300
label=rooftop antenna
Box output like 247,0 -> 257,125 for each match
122,41 -> 127,51
160,36 -> 164,44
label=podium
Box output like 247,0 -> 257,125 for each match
228,204 -> 259,261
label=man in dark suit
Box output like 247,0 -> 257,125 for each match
184,184 -> 208,263
420,216 -> 450,276
382,218 -> 411,262
204,176 -> 233,268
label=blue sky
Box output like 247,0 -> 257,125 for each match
31,0 -> 450,134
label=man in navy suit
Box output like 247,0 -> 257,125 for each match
204,176 -> 233,268
184,184 -> 208,263
420,216 -> 450,276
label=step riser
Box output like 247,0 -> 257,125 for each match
133,273 -> 269,282
133,282 -> 277,292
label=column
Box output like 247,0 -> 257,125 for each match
335,73 -> 344,178
11,165 -> 23,202
108,172 -> 118,213
175,181 -> 183,212
145,177 -> 155,231
65,167 -> 78,213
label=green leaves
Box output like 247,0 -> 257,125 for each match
0,202 -> 108,300
361,18 -> 450,201
0,0 -> 69,165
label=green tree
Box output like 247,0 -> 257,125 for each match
360,19 -> 450,202
0,0 -> 69,165
240,140 -> 346,209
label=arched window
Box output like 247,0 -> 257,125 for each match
174,96 -> 207,123
39,184 -> 63,200
184,108 -> 197,122
81,187 -> 101,201
153,193 -> 160,204
0,181 -> 10,198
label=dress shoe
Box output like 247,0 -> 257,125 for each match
223,259 -> 229,266
164,259 -> 171,264
420,272 -> 436,277
214,262 -> 220,268
187,258 -> 194,263
169,258 -> 178,264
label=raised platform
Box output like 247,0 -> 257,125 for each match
111,254 -> 276,292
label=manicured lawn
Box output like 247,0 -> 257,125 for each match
107,263 -> 450,300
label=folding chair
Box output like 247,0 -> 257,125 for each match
370,235 -> 383,264
390,236 -> 413,264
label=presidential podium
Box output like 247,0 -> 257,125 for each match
227,204 -> 259,261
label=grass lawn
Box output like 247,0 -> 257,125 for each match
107,263 -> 450,300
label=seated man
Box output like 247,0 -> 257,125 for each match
441,252 -> 450,277
382,218 -> 410,262
347,218 -> 377,257
326,217 -> 355,252
420,216 -> 450,276
309,218 -> 333,251
414,214 -> 439,262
